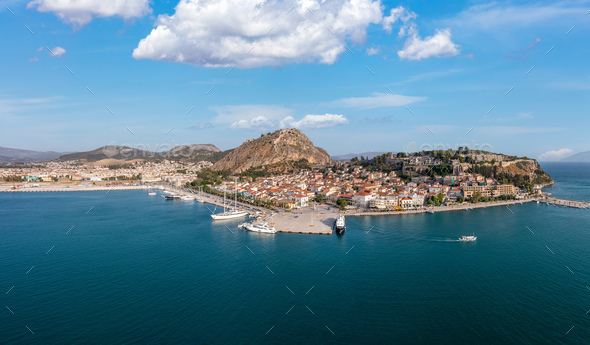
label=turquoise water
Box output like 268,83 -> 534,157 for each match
541,162 -> 590,202
1,165 -> 589,344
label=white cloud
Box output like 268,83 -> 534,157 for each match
476,126 -> 563,135
133,0 -> 383,68
327,92 -> 426,109
446,3 -> 586,30
28,0 -> 151,26
29,57 -> 38,62
381,5 -> 460,61
516,112 -> 534,120
366,47 -> 379,56
188,122 -> 213,130
382,5 -> 416,36
227,113 -> 348,130
49,46 -> 66,57
538,148 -> 574,161
280,114 -> 348,129
215,105 -> 348,130
397,28 -> 461,61
212,104 -> 292,125
229,115 -> 276,130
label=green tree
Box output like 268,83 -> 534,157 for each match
470,191 -> 482,203
336,198 -> 348,210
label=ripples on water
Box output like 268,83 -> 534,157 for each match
1,174 -> 589,344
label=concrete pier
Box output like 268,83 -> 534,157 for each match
270,213 -> 334,235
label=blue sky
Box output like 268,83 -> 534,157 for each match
1,0 -> 589,160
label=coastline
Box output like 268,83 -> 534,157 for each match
345,199 -> 534,216
2,183 -> 587,223
0,184 -> 150,192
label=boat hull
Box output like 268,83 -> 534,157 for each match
244,224 -> 276,234
211,212 -> 248,220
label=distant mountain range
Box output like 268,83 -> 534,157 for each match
0,144 -> 227,164
55,144 -> 225,163
332,151 -> 388,161
561,151 -> 590,162
0,146 -> 69,163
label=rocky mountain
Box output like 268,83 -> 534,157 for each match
166,144 -> 228,162
0,146 -> 68,163
56,145 -> 156,162
55,144 -> 227,164
211,128 -> 332,173
560,151 -> 590,162
496,159 -> 554,186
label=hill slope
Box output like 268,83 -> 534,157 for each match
56,146 -> 156,162
56,144 -> 226,163
0,146 -> 67,163
561,151 -> 590,162
212,128 -> 332,173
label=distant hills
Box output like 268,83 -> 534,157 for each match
332,151 -> 388,161
0,146 -> 69,163
56,146 -> 157,162
212,128 -> 332,173
560,151 -> 590,162
54,144 -> 226,164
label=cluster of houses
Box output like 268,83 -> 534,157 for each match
0,160 -> 212,186
208,165 -> 520,210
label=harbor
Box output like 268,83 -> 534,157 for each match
3,183 -> 588,237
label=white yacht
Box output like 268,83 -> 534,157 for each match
334,214 -> 345,234
148,192 -> 156,196
211,180 -> 248,220
459,235 -> 477,242
244,222 -> 277,234
180,195 -> 194,201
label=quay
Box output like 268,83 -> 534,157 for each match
539,197 -> 590,209
0,185 -> 150,192
270,213 -> 334,235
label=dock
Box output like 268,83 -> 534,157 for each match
539,197 -> 590,209
270,213 -> 334,235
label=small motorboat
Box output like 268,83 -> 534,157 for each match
459,235 -> 477,242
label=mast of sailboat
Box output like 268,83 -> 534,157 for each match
234,178 -> 237,212
223,189 -> 226,213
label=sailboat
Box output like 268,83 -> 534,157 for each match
211,179 -> 248,220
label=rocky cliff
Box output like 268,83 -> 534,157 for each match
497,159 -> 554,187
211,129 -> 332,173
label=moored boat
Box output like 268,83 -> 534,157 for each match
334,214 -> 345,234
244,222 -> 276,234
211,179 -> 248,220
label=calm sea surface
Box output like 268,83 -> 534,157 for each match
1,163 -> 589,344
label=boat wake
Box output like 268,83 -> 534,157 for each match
425,237 -> 462,242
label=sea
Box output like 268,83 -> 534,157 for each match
1,163 -> 589,344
